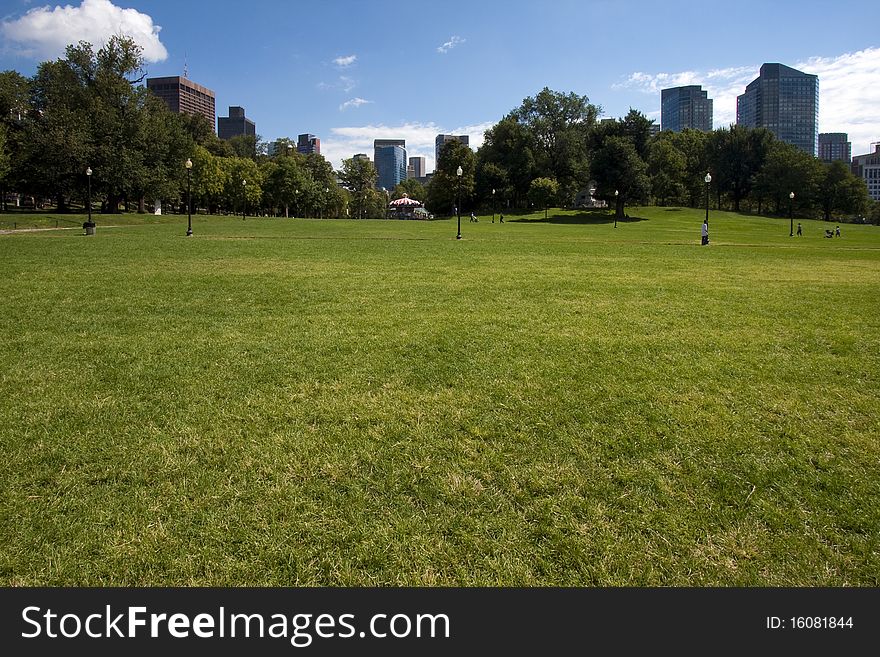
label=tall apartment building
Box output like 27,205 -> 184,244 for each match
218,106 -> 256,140
408,156 -> 426,179
818,133 -> 852,164
297,133 -> 320,155
852,143 -> 880,201
736,63 -> 819,156
374,139 -> 407,190
435,134 -> 469,167
146,76 -> 216,129
661,85 -> 713,132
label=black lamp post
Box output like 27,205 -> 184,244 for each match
85,167 -> 94,235
324,186 -> 329,219
613,190 -> 619,228
492,188 -> 496,222
185,158 -> 193,236
789,191 -> 795,236
456,165 -> 463,240
295,188 -> 299,218
704,172 -> 712,226
242,179 -> 246,220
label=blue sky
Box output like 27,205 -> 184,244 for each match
1,0 -> 878,171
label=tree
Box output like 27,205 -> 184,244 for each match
263,153 -> 309,217
817,161 -> 868,221
425,139 -> 475,215
301,153 -> 337,218
227,134 -> 266,161
648,136 -> 686,206
190,145 -> 228,212
339,157 -> 377,219
178,112 -> 230,157
393,178 -> 426,203
706,125 -> 772,212
0,124 -> 9,204
528,177 -> 559,219
752,141 -> 822,215
0,71 -> 30,125
664,129 -> 710,207
591,136 -> 650,219
476,116 -> 536,207
509,87 -> 598,204
223,157 -> 262,216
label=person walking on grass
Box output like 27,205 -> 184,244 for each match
797,222 -> 802,236
470,212 -> 478,223
499,213 -> 504,223
701,218 -> 709,246
835,225 -> 841,237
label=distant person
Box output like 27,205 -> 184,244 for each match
470,212 -> 477,223
796,222 -> 802,236
499,214 -> 505,223
835,225 -> 841,237
701,219 -> 709,246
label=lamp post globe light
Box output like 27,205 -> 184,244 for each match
185,158 -> 193,236
613,189 -> 619,228
456,165 -> 463,240
704,172 -> 712,226
789,191 -> 795,236
84,167 -> 95,235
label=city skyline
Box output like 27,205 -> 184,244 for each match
0,0 -> 878,170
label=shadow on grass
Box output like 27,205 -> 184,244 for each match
509,210 -> 648,225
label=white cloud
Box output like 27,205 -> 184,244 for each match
339,97 -> 372,111
318,75 -> 357,93
320,120 -> 494,172
437,36 -> 465,54
0,0 -> 167,62
339,75 -> 356,92
616,47 -> 880,155
796,48 -> 880,156
333,54 -> 357,68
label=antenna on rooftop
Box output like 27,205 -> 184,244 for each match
183,52 -> 188,79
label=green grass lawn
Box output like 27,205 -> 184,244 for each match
1,207 -> 878,586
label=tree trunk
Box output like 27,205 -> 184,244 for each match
138,197 -> 146,213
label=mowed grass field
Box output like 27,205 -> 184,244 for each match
1,208 -> 878,586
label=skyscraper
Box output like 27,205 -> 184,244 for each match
435,134 -> 469,167
297,133 -> 321,155
408,156 -> 426,179
218,106 -> 256,140
818,133 -> 851,164
374,139 -> 406,190
661,85 -> 713,132
736,63 -> 819,156
146,76 -> 216,129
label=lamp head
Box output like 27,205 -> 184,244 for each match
185,158 -> 192,170
86,167 -> 92,176
705,172 -> 712,184
456,166 -> 462,177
